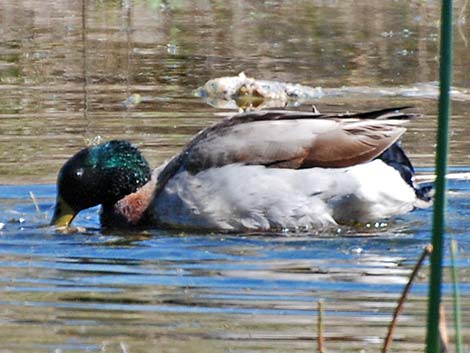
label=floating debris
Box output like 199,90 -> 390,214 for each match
195,72 -> 323,110
8,217 -> 25,224
85,135 -> 104,147
166,43 -> 178,55
351,247 -> 364,254
196,73 -> 470,110
122,93 -> 142,108
122,94 -> 159,108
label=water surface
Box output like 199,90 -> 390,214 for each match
1,1 -> 469,352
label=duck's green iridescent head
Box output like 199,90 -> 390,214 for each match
51,140 -> 151,227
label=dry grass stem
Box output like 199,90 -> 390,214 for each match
439,303 -> 449,353
382,244 -> 433,353
29,191 -> 41,214
317,300 -> 326,353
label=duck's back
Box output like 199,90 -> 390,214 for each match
144,109 -> 425,231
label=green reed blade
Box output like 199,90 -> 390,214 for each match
425,1 -> 453,353
450,240 -> 463,353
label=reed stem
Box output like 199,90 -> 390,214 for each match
450,240 -> 463,353
425,1 -> 453,352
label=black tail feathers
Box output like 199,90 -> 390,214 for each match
415,182 -> 434,202
377,142 -> 433,201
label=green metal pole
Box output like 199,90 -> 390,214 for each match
426,0 -> 453,352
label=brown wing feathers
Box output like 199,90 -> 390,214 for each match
161,108 -> 413,178
300,121 -> 406,168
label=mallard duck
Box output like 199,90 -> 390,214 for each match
51,108 -> 432,231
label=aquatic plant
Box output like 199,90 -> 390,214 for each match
426,1 -> 453,352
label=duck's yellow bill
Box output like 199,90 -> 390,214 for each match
51,197 -> 77,227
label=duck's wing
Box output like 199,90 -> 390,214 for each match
181,109 -> 409,173
333,106 -> 417,120
222,106 -> 415,122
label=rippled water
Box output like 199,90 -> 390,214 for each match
1,177 -> 470,352
1,1 -> 470,352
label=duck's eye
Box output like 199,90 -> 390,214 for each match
75,168 -> 84,178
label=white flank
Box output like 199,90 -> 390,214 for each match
153,160 -> 422,231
